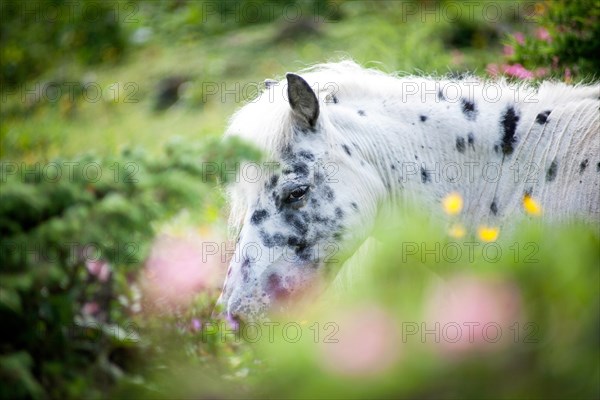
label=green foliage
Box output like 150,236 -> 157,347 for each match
143,0 -> 341,37
0,0 -> 129,89
0,137 -> 260,399
508,0 -> 600,79
110,212 -> 600,399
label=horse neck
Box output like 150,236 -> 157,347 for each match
332,77 -> 599,226
331,79 -> 557,221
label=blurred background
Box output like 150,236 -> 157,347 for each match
3,0 -> 598,162
1,1 -> 598,399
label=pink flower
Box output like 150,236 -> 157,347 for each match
143,232 -> 225,310
513,32 -> 525,45
503,63 -> 534,79
318,305 -> 400,377
536,27 -> 552,43
424,275 -> 522,356
86,260 -> 111,282
191,318 -> 202,332
503,45 -> 514,57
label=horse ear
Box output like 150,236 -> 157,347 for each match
286,73 -> 319,129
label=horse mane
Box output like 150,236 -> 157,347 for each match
226,59 -> 597,152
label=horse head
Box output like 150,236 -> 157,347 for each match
216,72 -> 384,321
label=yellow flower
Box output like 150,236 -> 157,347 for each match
478,226 -> 499,242
448,223 -> 466,239
442,192 -> 463,215
523,195 -> 542,216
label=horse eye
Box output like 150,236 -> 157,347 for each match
285,185 -> 309,203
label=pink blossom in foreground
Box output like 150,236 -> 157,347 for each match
86,260 -> 111,282
318,305 -> 400,377
424,275 -> 522,357
143,232 -> 225,309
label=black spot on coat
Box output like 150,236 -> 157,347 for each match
342,144 -> 352,156
467,133 -> 475,149
284,162 -> 309,177
260,231 -> 285,248
298,151 -> 315,161
461,99 -> 477,120
438,89 -> 445,101
251,209 -> 269,225
420,115 -> 428,122
490,200 -> 498,215
500,107 -> 520,155
421,167 -> 430,183
284,211 -> 309,235
546,160 -> 558,182
295,245 -> 313,261
267,174 -> 279,189
323,186 -> 335,201
241,258 -> 251,282
535,110 -> 551,124
579,159 -> 588,174
456,137 -> 466,153
358,110 -> 366,116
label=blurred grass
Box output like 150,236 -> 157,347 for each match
113,210 -> 600,399
1,0 -> 522,161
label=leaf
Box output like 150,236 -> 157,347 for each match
0,352 -> 44,399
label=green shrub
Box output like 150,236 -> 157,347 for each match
0,136 -> 260,399
111,210 -> 600,399
505,0 -> 600,80
0,0 -> 129,89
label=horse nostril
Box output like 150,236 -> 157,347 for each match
267,273 -> 290,301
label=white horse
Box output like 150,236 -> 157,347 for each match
216,61 -> 599,321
